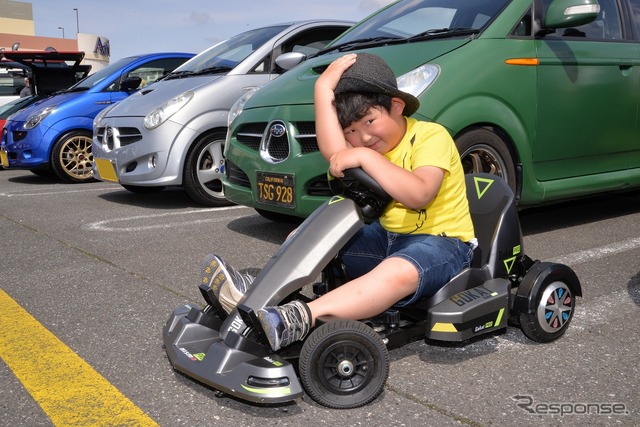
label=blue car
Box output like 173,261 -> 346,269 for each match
0,52 -> 193,182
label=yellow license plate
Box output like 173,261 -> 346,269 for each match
256,172 -> 295,208
0,149 -> 8,168
94,158 -> 118,183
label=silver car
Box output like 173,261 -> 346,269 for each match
92,20 -> 352,206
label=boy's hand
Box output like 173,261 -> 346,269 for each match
315,54 -> 357,94
329,147 -> 372,178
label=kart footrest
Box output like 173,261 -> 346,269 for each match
236,303 -> 272,351
426,278 -> 510,341
199,284 -> 227,320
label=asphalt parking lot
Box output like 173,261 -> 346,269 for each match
0,168 -> 638,426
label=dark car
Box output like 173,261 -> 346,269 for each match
0,51 -> 90,169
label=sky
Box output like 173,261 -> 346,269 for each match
26,0 -> 396,62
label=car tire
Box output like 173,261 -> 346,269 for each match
456,127 -> 516,194
299,319 -> 389,409
50,130 -> 95,183
183,131 -> 232,207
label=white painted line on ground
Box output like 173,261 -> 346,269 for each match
0,185 -> 120,197
84,205 -> 251,232
553,236 -> 640,266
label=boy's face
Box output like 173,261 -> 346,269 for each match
342,98 -> 407,154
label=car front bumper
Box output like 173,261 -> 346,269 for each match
93,116 -> 195,186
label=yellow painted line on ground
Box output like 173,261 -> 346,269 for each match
0,289 -> 158,426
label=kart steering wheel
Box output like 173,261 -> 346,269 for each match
328,167 -> 393,219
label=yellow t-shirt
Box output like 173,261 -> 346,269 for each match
380,118 -> 475,242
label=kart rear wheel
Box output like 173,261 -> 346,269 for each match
519,279 -> 575,342
299,319 -> 389,409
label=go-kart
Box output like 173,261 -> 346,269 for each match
163,169 -> 581,409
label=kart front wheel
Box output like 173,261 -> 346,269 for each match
519,279 -> 575,342
299,319 -> 389,409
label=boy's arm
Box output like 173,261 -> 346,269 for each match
314,54 -> 357,161
332,147 -> 444,209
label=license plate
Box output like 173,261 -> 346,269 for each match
94,158 -> 118,183
0,149 -> 8,168
256,172 -> 295,209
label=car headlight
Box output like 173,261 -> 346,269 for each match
228,86 -> 261,126
144,90 -> 194,130
396,64 -> 440,99
24,105 -> 57,129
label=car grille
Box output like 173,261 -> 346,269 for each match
225,159 -> 250,188
236,122 -> 266,151
95,126 -> 143,150
235,121 -> 319,163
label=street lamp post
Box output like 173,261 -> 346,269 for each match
58,27 -> 65,38
73,8 -> 79,34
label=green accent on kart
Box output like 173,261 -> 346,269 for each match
329,195 -> 346,204
241,384 -> 292,396
473,177 -> 494,200
495,308 -> 505,327
513,245 -> 521,255
503,256 -> 517,274
193,353 -> 205,361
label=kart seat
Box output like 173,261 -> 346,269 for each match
409,173 -> 522,312
465,173 -> 520,277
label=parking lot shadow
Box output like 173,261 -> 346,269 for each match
629,272 -> 640,308
8,172 -> 69,185
98,187 -> 203,210
519,189 -> 640,236
226,214 -> 298,245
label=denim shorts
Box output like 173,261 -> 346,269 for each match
337,221 -> 474,307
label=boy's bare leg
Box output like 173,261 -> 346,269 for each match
307,257 -> 418,323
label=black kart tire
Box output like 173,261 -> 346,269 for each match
183,131 -> 232,206
51,130 -> 95,183
519,279 -> 576,343
299,319 -> 389,409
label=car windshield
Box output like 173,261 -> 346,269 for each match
165,25 -> 288,78
0,94 -> 37,119
323,0 -> 510,52
66,56 -> 140,91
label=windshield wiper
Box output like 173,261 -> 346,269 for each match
53,86 -> 90,95
314,36 -> 402,56
193,66 -> 233,75
406,28 -> 479,42
163,70 -> 198,80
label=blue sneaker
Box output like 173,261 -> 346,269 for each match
201,254 -> 254,313
257,300 -> 312,351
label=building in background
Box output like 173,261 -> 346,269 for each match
0,0 -> 109,72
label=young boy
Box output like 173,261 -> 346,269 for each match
205,53 -> 476,351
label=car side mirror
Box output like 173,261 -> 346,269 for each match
275,52 -> 307,71
120,76 -> 142,91
544,0 -> 600,28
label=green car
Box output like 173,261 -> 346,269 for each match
224,0 -> 639,221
